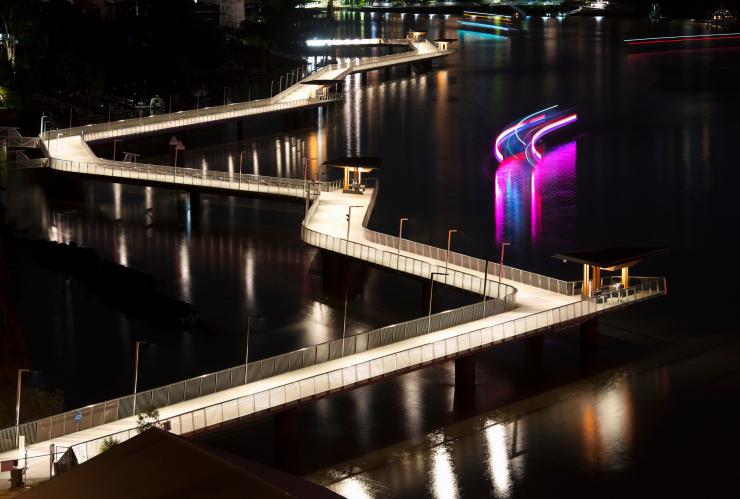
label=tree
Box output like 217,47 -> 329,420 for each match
0,0 -> 39,67
99,436 -> 119,453
135,404 -> 163,433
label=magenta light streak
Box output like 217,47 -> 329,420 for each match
529,114 -> 578,160
494,114 -> 547,162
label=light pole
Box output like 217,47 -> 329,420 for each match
346,205 -> 363,250
341,293 -> 349,357
132,341 -> 148,416
239,150 -> 246,190
15,369 -> 37,446
398,217 -> 409,257
481,260 -> 490,316
168,94 -> 172,120
446,229 -> 458,273
174,141 -> 185,181
112,139 -> 122,161
428,272 -> 448,333
270,80 -> 274,97
497,242 -> 511,299
55,133 -> 63,157
244,315 -> 262,383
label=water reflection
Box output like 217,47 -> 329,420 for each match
495,141 -> 576,249
484,422 -> 513,498
429,431 -> 460,499
580,376 -> 634,471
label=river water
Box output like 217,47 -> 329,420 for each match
4,11 -> 740,498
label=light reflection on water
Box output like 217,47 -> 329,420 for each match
322,371 -> 636,498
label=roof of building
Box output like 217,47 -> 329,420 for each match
553,247 -> 668,270
20,428 -> 342,499
322,157 -> 381,169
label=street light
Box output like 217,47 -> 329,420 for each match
239,150 -> 246,190
428,272 -> 448,333
341,293 -> 350,357
398,217 -> 409,257
346,205 -> 363,249
112,139 -> 122,161
244,315 -> 262,383
132,341 -> 150,416
16,369 -> 38,446
173,141 -> 185,181
497,242 -> 511,299
446,229 -> 458,273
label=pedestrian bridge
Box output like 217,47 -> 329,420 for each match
40,38 -> 453,144
0,35 -> 667,488
0,166 -> 666,484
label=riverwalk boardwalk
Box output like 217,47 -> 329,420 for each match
0,36 -> 667,489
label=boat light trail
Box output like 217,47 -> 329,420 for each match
457,21 -> 515,32
495,113 -> 548,162
529,114 -> 578,160
624,32 -> 740,46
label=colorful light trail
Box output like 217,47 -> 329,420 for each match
494,107 -> 577,165
624,32 -> 740,46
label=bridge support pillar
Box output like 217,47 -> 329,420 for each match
523,334 -> 544,378
453,355 -> 477,413
273,409 -> 300,472
361,72 -> 368,85
580,318 -> 599,369
384,67 -> 391,80
406,64 -> 413,76
455,355 -> 476,387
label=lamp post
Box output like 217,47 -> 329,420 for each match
346,205 -> 363,251
173,141 -> 185,181
398,217 -> 408,257
239,150 -> 246,191
445,229 -> 458,273
132,341 -> 148,416
112,139 -> 122,161
497,242 -> 511,299
482,260 -> 490,316
15,369 -> 37,446
55,133 -> 63,157
244,315 -> 262,383
428,272 -> 448,333
341,293 -> 349,357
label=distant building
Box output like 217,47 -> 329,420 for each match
201,0 -> 246,28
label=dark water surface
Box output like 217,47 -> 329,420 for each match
4,11 -> 740,498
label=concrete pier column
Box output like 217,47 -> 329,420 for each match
580,318 -> 599,369
384,67 -> 391,80
523,334 -> 544,379
273,409 -> 300,472
188,191 -> 201,214
407,64 -> 412,76
361,72 -> 368,84
453,356 -> 477,413
455,356 -> 476,387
